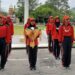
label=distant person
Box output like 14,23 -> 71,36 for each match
52,16 -> 60,59
59,16 -> 74,69
6,16 -> 14,55
0,16 -> 10,70
46,16 -> 54,53
24,18 -> 41,70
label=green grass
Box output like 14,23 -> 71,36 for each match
14,25 -> 24,35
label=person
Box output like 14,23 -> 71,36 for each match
52,16 -> 60,59
0,16 -> 10,70
6,16 -> 14,55
59,16 -> 74,69
46,16 -> 54,53
24,18 -> 41,70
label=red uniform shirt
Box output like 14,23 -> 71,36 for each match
0,25 -> 11,44
59,25 -> 74,43
46,23 -> 54,35
52,25 -> 59,40
9,22 -> 14,36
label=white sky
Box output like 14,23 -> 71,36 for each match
1,0 -> 75,12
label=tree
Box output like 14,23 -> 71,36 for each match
46,0 -> 70,15
31,4 -> 60,23
15,0 -> 38,22
29,0 -> 38,12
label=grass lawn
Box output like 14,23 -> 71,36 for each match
14,25 -> 24,35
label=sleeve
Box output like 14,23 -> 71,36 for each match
71,26 -> 74,43
10,22 -> 14,35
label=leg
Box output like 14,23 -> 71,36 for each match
66,39 -> 72,67
48,35 -> 52,53
32,46 -> 38,68
53,40 -> 57,59
57,40 -> 60,58
62,40 -> 67,67
1,40 -> 7,69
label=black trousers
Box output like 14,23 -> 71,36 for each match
48,35 -> 53,53
28,46 -> 38,67
0,38 -> 7,68
62,37 -> 72,67
53,39 -> 60,59
5,42 -> 12,61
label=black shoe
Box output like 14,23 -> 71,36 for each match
30,66 -> 36,70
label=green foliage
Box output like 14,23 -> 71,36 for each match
46,0 -> 70,14
15,4 -> 24,22
31,4 -> 58,18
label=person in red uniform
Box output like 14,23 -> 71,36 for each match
52,18 -> 60,59
0,16 -> 10,70
59,16 -> 74,69
24,18 -> 41,70
6,16 -> 14,55
46,16 -> 54,53
24,18 -> 33,54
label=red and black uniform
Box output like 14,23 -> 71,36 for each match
52,16 -> 61,59
46,16 -> 54,53
24,18 -> 40,70
59,18 -> 74,68
6,16 -> 14,55
52,24 -> 60,59
0,16 -> 10,70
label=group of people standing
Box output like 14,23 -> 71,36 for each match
24,15 -> 74,70
46,15 -> 74,69
0,16 -> 14,70
0,15 -> 74,71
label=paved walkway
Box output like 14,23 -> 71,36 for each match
0,48 -> 75,75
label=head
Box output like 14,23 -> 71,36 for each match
62,16 -> 70,26
48,16 -> 54,23
30,18 -> 35,25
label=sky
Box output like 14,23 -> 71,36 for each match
1,0 -> 75,12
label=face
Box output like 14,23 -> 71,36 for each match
49,17 -> 54,23
30,20 -> 35,25
64,19 -> 70,26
